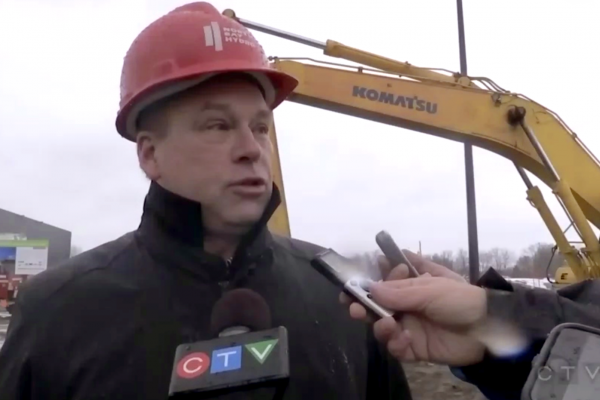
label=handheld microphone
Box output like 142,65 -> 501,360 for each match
210,288 -> 272,337
168,289 -> 289,398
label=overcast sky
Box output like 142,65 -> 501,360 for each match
0,0 -> 598,258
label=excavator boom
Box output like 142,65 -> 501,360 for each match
223,10 -> 600,281
273,59 -> 600,230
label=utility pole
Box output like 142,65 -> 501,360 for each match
456,0 -> 480,284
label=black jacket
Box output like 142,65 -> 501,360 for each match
0,182 -> 411,400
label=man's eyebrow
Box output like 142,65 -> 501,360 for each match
199,102 -> 232,113
198,102 -> 273,120
254,109 -> 273,120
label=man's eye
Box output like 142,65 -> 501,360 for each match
207,122 -> 229,131
255,125 -> 269,135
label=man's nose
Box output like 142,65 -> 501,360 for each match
232,128 -> 262,163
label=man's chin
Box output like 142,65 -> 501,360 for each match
224,206 -> 267,228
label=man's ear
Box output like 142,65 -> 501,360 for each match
136,131 -> 161,180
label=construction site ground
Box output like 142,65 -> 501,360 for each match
0,313 -> 485,399
402,362 -> 486,399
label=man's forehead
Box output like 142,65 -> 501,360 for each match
198,101 -> 272,118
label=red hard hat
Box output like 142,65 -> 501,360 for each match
115,2 -> 298,141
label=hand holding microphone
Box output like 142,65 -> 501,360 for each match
329,231 -> 487,367
340,232 -> 467,322
169,289 -> 289,398
366,276 -> 488,366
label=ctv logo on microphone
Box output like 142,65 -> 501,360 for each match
169,327 -> 289,396
176,339 -> 279,379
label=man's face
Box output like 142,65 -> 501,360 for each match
137,77 -> 274,233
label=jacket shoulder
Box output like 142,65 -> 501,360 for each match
16,232 -> 135,309
271,233 -> 326,261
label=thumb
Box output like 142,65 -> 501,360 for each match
402,250 -> 426,270
386,264 -> 410,281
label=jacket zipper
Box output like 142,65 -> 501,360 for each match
225,257 -> 232,278
219,258 -> 233,289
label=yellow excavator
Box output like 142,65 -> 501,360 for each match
223,10 -> 600,286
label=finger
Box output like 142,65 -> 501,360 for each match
349,302 -> 368,320
373,316 -> 397,343
341,292 -> 378,323
387,329 -> 414,362
349,302 -> 379,324
377,255 -> 392,278
339,292 -> 352,305
370,283 -> 443,312
386,264 -> 410,281
402,250 -> 426,271
376,276 -> 440,290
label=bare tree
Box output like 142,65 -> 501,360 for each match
453,248 -> 468,275
479,250 -> 493,271
512,254 -> 533,277
427,251 -> 454,270
523,243 -> 564,278
488,247 -> 514,270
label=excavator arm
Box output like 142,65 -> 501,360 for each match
272,59 -> 600,278
274,58 -> 598,214
224,10 -> 600,281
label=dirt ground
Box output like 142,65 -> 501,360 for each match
402,362 -> 486,400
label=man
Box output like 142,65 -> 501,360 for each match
344,251 -> 600,400
0,3 -> 412,400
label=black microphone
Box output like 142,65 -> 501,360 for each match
168,289 -> 290,398
210,288 -> 272,337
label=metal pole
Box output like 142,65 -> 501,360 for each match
456,0 -> 480,284
236,17 -> 326,50
222,10 -> 327,50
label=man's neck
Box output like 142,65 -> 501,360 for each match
203,233 -> 241,260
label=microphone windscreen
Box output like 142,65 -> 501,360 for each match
209,288 -> 271,336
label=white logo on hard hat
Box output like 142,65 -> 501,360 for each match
204,22 -> 257,52
204,22 -> 223,51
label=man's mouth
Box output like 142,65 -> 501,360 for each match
231,178 -> 266,187
229,178 -> 267,196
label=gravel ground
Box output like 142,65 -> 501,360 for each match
0,315 -> 486,399
402,362 -> 486,400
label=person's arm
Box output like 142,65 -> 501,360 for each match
452,270 -> 600,399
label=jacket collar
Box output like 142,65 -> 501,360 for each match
137,181 -> 281,281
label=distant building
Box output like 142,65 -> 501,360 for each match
0,208 -> 71,269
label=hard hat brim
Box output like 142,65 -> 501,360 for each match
115,65 -> 298,142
